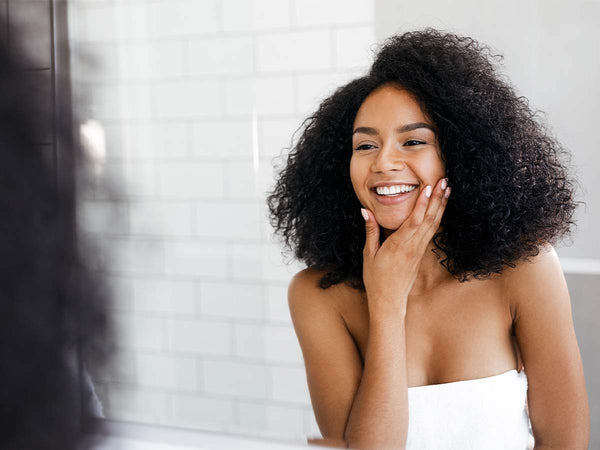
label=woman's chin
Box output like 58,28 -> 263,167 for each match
376,216 -> 407,233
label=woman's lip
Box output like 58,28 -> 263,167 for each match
370,187 -> 419,205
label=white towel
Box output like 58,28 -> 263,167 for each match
405,369 -> 531,450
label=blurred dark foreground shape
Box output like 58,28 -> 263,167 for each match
0,4 -> 112,449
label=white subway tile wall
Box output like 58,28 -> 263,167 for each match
222,0 -> 292,32
69,0 -> 375,441
106,385 -> 171,424
169,393 -> 235,431
131,278 -> 196,315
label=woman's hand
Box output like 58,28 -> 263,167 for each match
361,177 -> 450,316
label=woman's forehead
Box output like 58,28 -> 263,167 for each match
353,84 -> 432,129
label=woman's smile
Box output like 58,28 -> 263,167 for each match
370,183 -> 420,206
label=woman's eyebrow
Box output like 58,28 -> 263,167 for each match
397,122 -> 435,133
353,122 -> 435,135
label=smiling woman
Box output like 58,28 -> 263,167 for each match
267,29 -> 589,449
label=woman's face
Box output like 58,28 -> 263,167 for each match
350,83 -> 446,233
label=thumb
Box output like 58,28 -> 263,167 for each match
361,208 -> 380,257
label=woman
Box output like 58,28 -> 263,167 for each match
268,29 -> 589,449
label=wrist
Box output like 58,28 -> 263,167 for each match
368,298 -> 407,323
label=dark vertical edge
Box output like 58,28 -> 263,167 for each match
52,0 -> 84,433
52,0 -> 74,186
5,0 -> 8,48
2,0 -> 7,43
49,0 -> 57,182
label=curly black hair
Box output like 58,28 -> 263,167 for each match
0,15 -> 112,450
267,28 -> 579,290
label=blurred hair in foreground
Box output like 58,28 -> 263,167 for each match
0,11 -> 112,450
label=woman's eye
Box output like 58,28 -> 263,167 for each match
404,140 -> 426,146
355,143 -> 376,151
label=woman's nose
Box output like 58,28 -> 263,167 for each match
371,142 -> 406,173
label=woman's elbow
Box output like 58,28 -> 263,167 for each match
343,430 -> 406,450
307,436 -> 348,448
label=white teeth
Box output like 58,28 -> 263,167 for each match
375,185 -> 417,196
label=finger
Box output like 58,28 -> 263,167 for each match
417,186 -> 450,254
361,208 -> 380,258
430,186 -> 450,232
404,183 -> 434,231
414,178 -> 449,240
383,182 -> 435,248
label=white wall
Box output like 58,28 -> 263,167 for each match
375,0 -> 600,263
69,0 -> 375,441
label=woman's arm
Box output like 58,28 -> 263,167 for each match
289,271 -> 409,450
288,269 -> 408,450
343,302 -> 409,448
506,244 -> 590,449
288,269 -> 362,448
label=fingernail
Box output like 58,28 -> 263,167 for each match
425,185 -> 432,198
444,186 -> 451,198
441,178 -> 447,190
361,208 -> 369,221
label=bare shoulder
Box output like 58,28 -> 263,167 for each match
288,267 -> 327,295
288,267 -> 350,313
502,243 -> 560,280
500,244 -> 564,313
